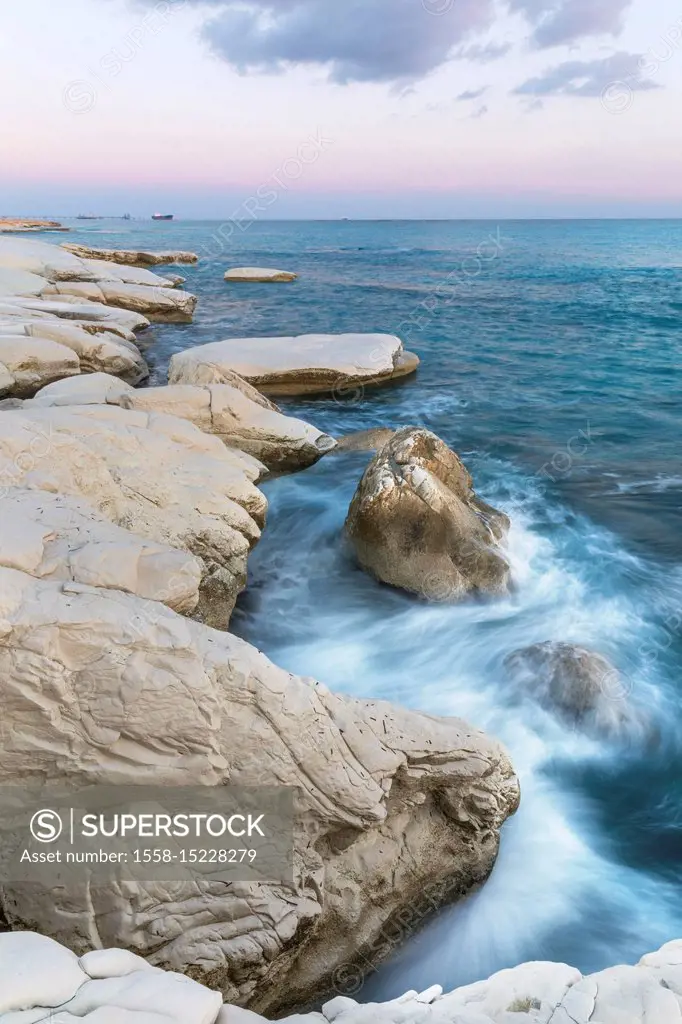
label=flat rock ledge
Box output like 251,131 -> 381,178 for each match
24,372 -> 337,472
4,933 -> 682,1024
63,242 -> 199,266
0,218 -> 68,233
169,333 -> 420,397
225,266 -> 298,282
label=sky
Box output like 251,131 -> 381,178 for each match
1,0 -> 681,218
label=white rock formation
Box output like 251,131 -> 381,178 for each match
62,242 -> 199,266
83,256 -> 180,288
52,278 -> 197,322
169,333 -> 420,397
0,487 -> 203,611
225,267 -> 298,282
119,382 -> 337,470
27,373 -> 337,471
4,933 -> 682,1024
0,334 -> 80,396
0,404 -> 266,624
0,319 -> 147,384
0,294 -> 151,331
29,371 -> 135,406
0,568 -> 518,1011
0,236 -> 197,325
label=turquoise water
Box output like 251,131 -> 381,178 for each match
67,218 -> 682,993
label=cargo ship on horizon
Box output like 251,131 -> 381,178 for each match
152,213 -> 174,221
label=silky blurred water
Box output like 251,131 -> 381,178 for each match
65,218 -> 682,994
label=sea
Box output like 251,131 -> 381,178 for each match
61,217 -> 682,997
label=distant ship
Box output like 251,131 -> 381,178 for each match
77,214 -> 101,220
152,213 -> 173,221
122,213 -> 131,221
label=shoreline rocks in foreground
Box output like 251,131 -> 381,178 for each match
4,932 -> 682,1024
169,333 -> 420,396
0,566 -> 519,1010
0,235 -> 520,1012
346,427 -> 511,601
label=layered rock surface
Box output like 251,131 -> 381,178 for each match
0,404 -> 265,624
0,238 -> 160,395
346,427 -> 511,601
169,333 -> 420,396
23,373 -> 337,472
63,242 -> 199,266
0,567 -> 518,1011
5,932 -> 682,1024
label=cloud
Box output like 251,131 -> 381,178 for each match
470,104 -> 489,118
453,41 -> 513,62
456,87 -> 488,101
129,0 -> 640,85
190,0 -> 496,85
509,0 -> 633,48
514,51 -> 661,98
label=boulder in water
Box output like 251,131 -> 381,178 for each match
224,267 -> 298,282
504,641 -> 631,732
345,427 -> 511,601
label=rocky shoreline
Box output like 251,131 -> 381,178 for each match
0,236 -> 640,1018
4,930 -> 682,1023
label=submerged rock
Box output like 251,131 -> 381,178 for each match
224,267 -> 298,282
169,333 -> 419,397
346,427 -> 511,601
504,641 -> 632,733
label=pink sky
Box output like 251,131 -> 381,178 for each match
2,0 -> 681,217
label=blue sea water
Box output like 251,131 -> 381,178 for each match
65,218 -> 682,995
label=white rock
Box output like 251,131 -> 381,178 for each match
169,333 -> 420,397
224,267 -> 298,282
83,257 -> 178,288
0,236 -> 95,282
0,405 -> 265,624
0,296 -> 151,332
0,569 -> 517,1010
0,488 -> 203,612
0,320 -> 147,384
62,243 -> 199,266
0,932 -> 88,1013
0,335 -> 80,396
53,280 -> 197,322
80,948 -> 157,978
121,382 -> 337,471
31,372 -> 135,406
